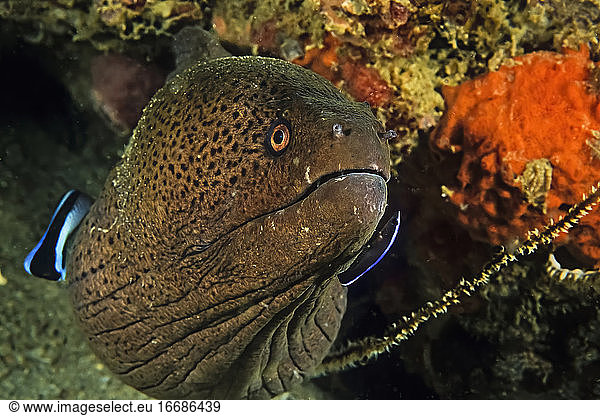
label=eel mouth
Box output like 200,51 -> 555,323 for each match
189,167 -> 389,255
294,167 -> 388,208
251,166 -> 388,225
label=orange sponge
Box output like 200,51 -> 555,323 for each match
431,46 -> 600,265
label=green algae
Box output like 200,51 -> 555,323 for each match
211,0 -> 327,53
0,0 -> 208,51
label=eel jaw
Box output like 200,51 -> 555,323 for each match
294,167 -> 389,208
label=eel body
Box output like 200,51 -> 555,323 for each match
39,56 -> 391,398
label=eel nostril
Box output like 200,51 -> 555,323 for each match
333,123 -> 343,138
332,123 -> 353,138
379,129 -> 397,142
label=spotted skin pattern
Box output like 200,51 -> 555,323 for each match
66,57 -> 390,399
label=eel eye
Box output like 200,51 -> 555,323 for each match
266,118 -> 291,156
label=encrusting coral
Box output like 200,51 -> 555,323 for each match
292,34 -> 394,108
0,0 -> 207,50
2,1 -> 599,163
431,45 -> 600,267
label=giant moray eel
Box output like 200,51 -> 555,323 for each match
25,56 -> 392,398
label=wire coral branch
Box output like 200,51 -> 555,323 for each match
545,253 -> 600,283
314,181 -> 600,377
